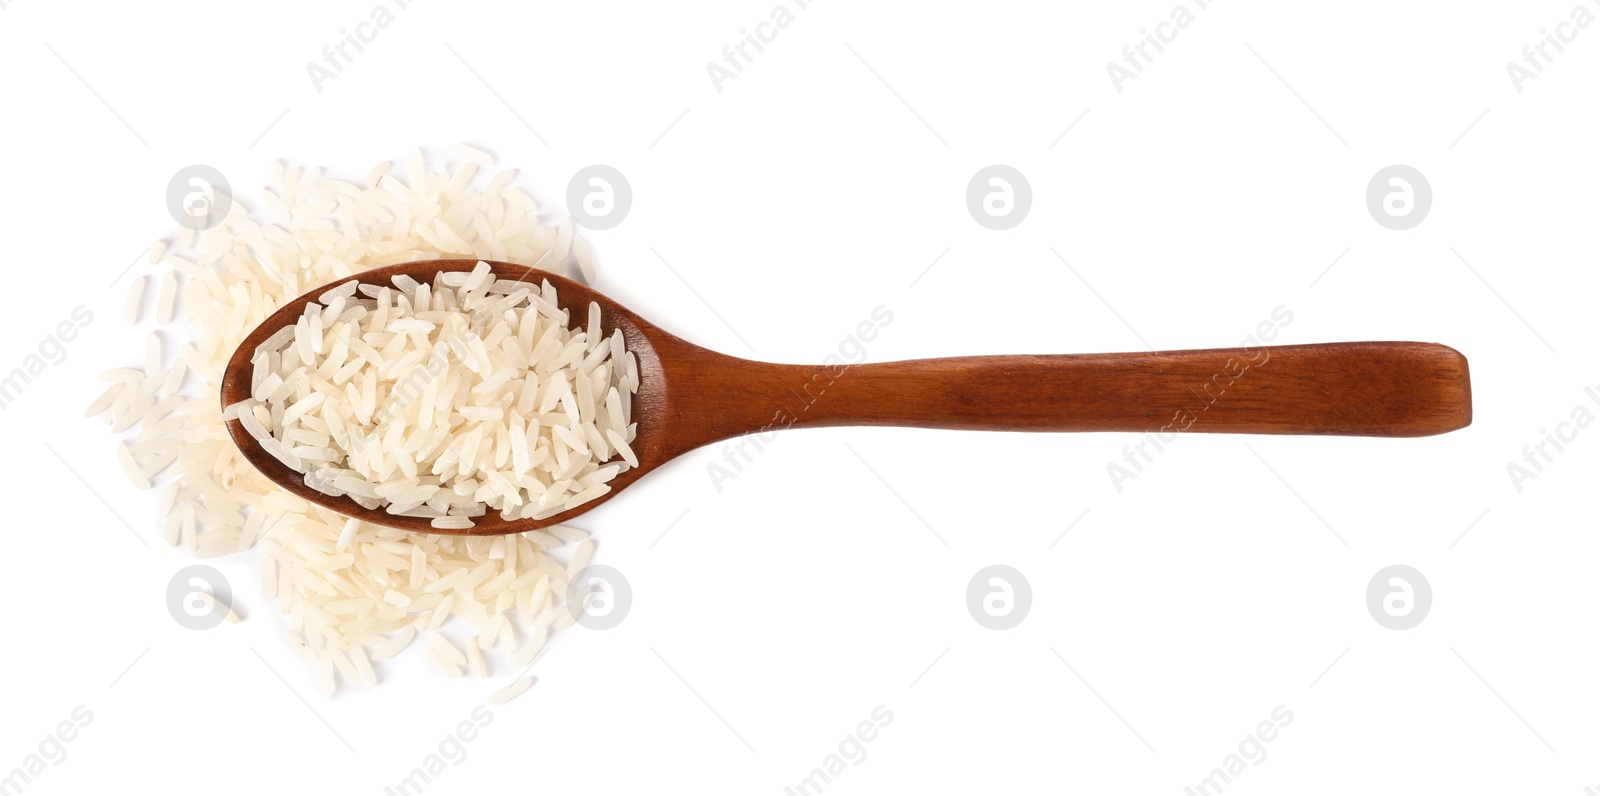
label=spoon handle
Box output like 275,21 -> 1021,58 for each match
670,342 -> 1469,447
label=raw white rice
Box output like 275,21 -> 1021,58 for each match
465,636 -> 488,678
574,237 -> 597,284
87,147 -> 613,698
510,626 -> 548,667
116,441 -> 150,489
426,649 -> 464,678
487,676 -> 534,705
567,538 -> 596,578
428,631 -> 467,666
156,271 -> 179,325
448,143 -> 494,167
238,260 -> 638,529
125,276 -> 147,324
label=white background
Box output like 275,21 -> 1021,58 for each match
1,1 -> 1596,794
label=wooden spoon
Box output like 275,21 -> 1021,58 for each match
221,259 -> 1472,535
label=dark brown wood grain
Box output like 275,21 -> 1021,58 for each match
221,259 -> 1472,535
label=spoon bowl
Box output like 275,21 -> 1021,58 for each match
222,259 -> 1472,535
223,260 -> 673,534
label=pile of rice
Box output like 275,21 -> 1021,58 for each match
234,260 -> 640,531
88,147 -> 611,700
